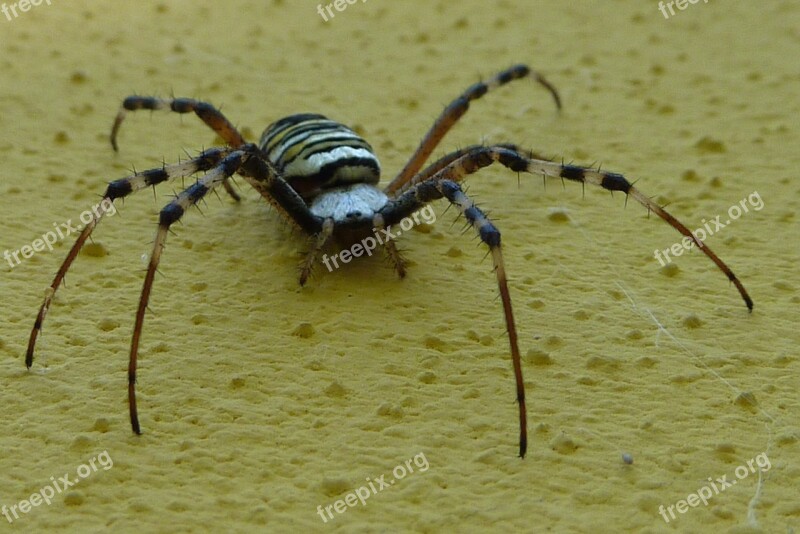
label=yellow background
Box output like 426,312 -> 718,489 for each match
1,1 -> 797,532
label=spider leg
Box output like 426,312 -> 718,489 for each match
26,148 -> 235,369
299,218 -> 334,285
373,214 -> 407,277
129,149 -> 251,434
392,143 -> 549,196
393,145 -> 754,310
236,153 -> 324,236
111,97 -> 246,151
385,64 -> 561,195
380,179 -> 527,457
110,96 -> 246,201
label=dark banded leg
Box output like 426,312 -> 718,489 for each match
111,97 -> 245,201
299,218 -> 334,286
382,179 -> 527,457
26,148 -> 234,369
237,154 -> 324,236
129,150 -> 249,434
385,64 -> 561,195
373,214 -> 407,278
389,143 -> 550,196
111,97 -> 246,150
389,146 -> 754,311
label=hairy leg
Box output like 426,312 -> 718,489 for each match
127,149 -> 249,433
385,64 -> 560,195
386,145 -> 753,310
27,148 -> 235,368
382,178 -> 528,457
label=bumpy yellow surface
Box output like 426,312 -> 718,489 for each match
1,1 -> 798,532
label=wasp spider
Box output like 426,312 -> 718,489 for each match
27,64 -> 752,457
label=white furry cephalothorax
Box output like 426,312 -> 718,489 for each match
309,183 -> 389,221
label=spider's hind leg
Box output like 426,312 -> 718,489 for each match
385,64 -> 561,194
111,97 -> 246,150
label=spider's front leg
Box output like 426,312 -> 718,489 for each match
110,96 -> 247,201
396,142 -> 551,195
298,219 -> 334,286
127,148 -> 252,434
401,145 -> 754,311
381,180 -> 528,458
383,144 -> 754,456
27,148 -> 237,368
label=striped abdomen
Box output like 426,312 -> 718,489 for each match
259,113 -> 381,200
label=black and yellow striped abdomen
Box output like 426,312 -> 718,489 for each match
259,114 -> 381,200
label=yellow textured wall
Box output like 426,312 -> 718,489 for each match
1,1 -> 798,532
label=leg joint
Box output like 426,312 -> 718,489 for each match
560,164 -> 585,181
600,172 -> 632,193
477,215 -> 501,248
105,180 -> 133,200
497,64 -> 529,84
437,179 -> 461,200
464,82 -> 488,100
497,150 -> 528,172
170,98 -> 197,113
159,203 -> 184,227
122,96 -> 159,111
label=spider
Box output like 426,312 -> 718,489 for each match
26,64 -> 753,458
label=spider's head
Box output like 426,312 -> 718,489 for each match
309,183 -> 389,224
